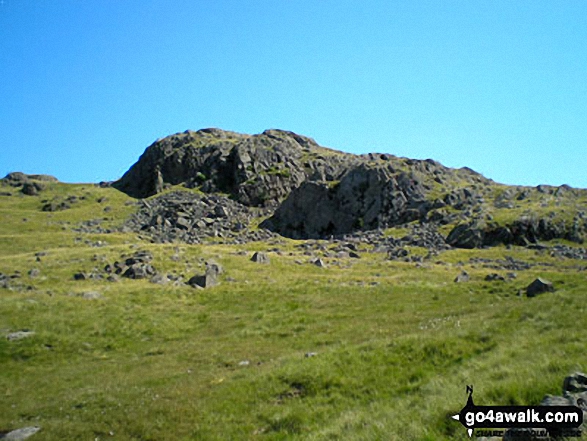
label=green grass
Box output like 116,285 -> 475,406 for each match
1,181 -> 587,440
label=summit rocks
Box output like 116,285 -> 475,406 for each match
113,128 -> 587,244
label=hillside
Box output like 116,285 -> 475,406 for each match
1,130 -> 587,440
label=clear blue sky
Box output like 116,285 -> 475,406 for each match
1,1 -> 586,187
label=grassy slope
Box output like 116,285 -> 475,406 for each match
1,182 -> 587,440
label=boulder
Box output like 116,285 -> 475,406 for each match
446,222 -> 484,249
454,271 -> 470,283
188,273 -> 218,289
6,331 -> 35,341
526,278 -> 554,297
262,165 -> 427,239
250,252 -> 270,264
0,426 -> 41,440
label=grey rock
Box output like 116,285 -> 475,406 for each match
80,291 -> 103,300
446,222 -> 484,249
250,252 -> 270,264
312,258 -> 326,268
6,331 -> 35,341
188,274 -> 218,289
150,274 -> 170,285
526,278 -> 554,297
564,372 -> 587,393
21,182 -> 45,196
0,426 -> 41,440
484,273 -> 506,282
454,271 -> 470,283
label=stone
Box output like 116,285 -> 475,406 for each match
446,222 -> 484,249
188,274 -> 217,289
484,273 -> 505,282
454,271 -> 470,283
6,331 -> 35,341
0,426 -> 41,440
563,372 -> 587,393
73,272 -> 89,281
250,252 -> 270,264
21,182 -> 45,196
312,258 -> 326,268
526,278 -> 554,297
150,274 -> 170,285
80,291 -> 103,300
27,269 -> 40,279
205,260 -> 223,276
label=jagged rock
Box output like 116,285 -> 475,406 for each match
262,164 -> 427,239
526,278 -> 554,297
446,222 -> 485,249
115,128 -> 498,240
250,252 -> 270,264
114,129 -> 351,206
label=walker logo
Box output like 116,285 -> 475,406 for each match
451,385 -> 583,438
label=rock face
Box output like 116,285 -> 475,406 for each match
114,129 -> 352,206
447,216 -> 585,249
261,164 -> 429,238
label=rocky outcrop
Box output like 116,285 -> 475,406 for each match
447,216 -> 585,249
260,164 -> 430,239
114,129 -> 353,206
113,127 -> 586,244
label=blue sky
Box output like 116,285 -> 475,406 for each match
1,1 -> 586,187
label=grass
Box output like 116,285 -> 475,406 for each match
1,181 -> 587,439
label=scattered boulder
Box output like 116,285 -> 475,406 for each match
41,201 -> 70,212
312,258 -> 326,268
80,291 -> 103,300
6,331 -> 35,341
484,273 -> 506,282
454,271 -> 470,283
150,274 -> 170,285
446,222 -> 484,249
27,269 -> 40,279
0,426 -> 41,440
188,261 -> 222,288
526,278 -> 554,297
250,252 -> 270,264
21,182 -> 45,196
188,273 -> 218,289
564,372 -> 587,393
